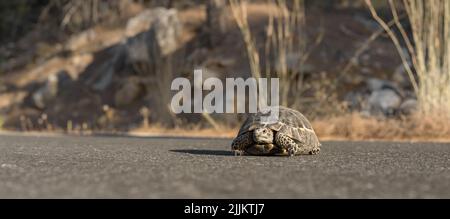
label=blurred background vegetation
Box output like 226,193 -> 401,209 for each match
0,0 -> 47,44
0,0 -> 448,140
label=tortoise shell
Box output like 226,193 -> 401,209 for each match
237,106 -> 321,147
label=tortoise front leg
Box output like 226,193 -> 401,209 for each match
275,132 -> 300,156
231,132 -> 253,156
275,133 -> 318,156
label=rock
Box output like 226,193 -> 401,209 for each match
125,8 -> 182,67
86,45 -> 126,91
122,7 -> 182,104
150,8 -> 181,57
91,59 -> 116,91
399,98 -> 418,115
347,77 -> 415,117
32,70 -> 73,109
114,78 -> 144,107
368,89 -> 402,116
364,77 -> 410,117
32,76 -> 58,109
125,9 -> 163,38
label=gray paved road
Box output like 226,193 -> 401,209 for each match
0,134 -> 449,198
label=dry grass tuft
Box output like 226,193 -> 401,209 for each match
313,113 -> 450,141
229,0 -> 262,80
229,0 -> 321,107
366,0 -> 450,117
130,123 -> 237,138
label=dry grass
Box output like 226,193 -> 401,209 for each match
313,113 -> 450,141
128,113 -> 450,142
366,0 -> 450,116
265,0 -> 307,106
130,124 -> 236,138
229,0 -> 321,107
7,112 -> 450,142
229,0 -> 262,81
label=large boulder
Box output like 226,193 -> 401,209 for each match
367,89 -> 402,116
88,8 -> 182,91
125,8 -> 182,67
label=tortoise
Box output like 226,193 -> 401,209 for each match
231,106 -> 321,156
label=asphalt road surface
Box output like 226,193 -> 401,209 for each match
0,134 -> 449,198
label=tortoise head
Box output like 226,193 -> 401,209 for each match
253,127 -> 274,144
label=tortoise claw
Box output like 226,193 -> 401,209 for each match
234,150 -> 244,156
288,147 -> 297,156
